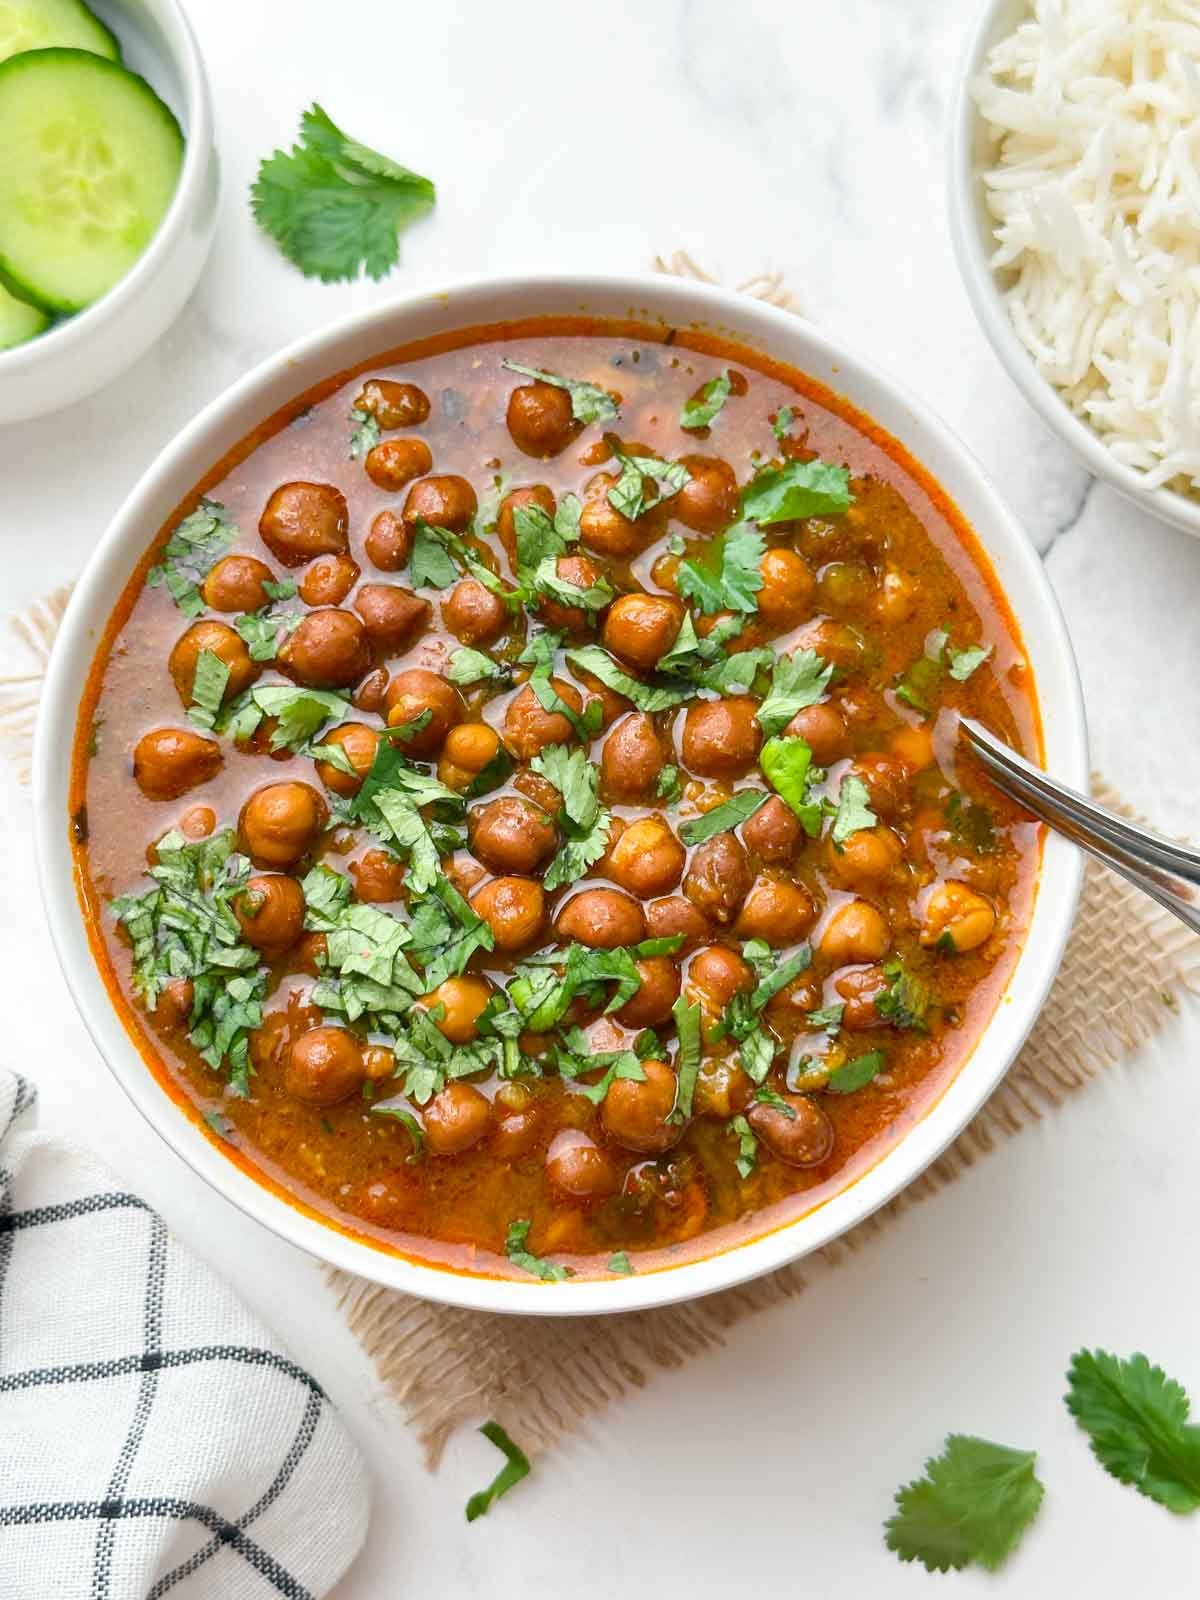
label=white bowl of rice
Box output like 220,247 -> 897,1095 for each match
950,0 -> 1200,537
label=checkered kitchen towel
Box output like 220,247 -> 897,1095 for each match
0,1071 -> 368,1599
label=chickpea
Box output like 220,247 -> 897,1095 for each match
746,1094 -> 833,1167
507,381 -> 577,457
278,609 -> 370,689
683,830 -> 753,925
645,895 -> 712,953
312,723 -> 378,797
876,567 -> 919,624
364,437 -> 432,491
601,1058 -> 681,1154
133,727 -> 221,800
234,873 -> 305,952
425,976 -> 492,1044
735,876 -> 817,946
471,876 -> 547,952
423,1083 -> 493,1155
797,617 -> 865,673
354,584 -> 431,652
353,668 -> 389,715
784,702 -> 848,766
384,668 -> 464,755
673,455 -> 738,533
259,481 -> 349,567
828,825 -> 904,889
579,472 -> 643,556
442,578 -> 508,646
168,620 -> 257,707
817,560 -> 875,613
491,1081 -> 543,1160
681,697 -> 761,777
364,509 -> 412,572
496,484 -> 555,566
693,1057 -> 753,1120
294,931 -> 327,976
438,721 -> 503,790
600,712 -> 665,803
299,552 -> 360,607
616,956 -> 681,1028
572,667 -> 629,730
819,899 -> 891,964
556,887 -> 645,949
350,848 -> 406,904
239,782 -> 327,868
546,1129 -> 617,1203
606,815 -> 686,898
362,1044 -> 397,1081
686,944 -> 754,1009
470,796 -> 557,875
284,1026 -> 365,1106
354,378 -> 430,430
601,593 -> 684,672
155,977 -> 194,1030
513,769 -> 562,813
757,548 -> 816,631
503,678 -> 582,761
201,554 -> 274,613
920,880 -> 996,952
540,554 -> 606,636
401,474 -> 477,532
891,723 -> 935,770
834,964 -> 888,1029
850,753 -> 913,820
179,804 -> 216,839
741,794 -> 801,864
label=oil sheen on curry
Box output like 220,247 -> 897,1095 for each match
72,317 -> 1040,1283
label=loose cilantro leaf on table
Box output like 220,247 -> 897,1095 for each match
884,1434 -> 1044,1573
826,1049 -> 886,1094
679,790 -> 768,846
504,1218 -> 570,1282
756,649 -> 834,737
147,499 -> 240,616
829,773 -> 876,846
741,458 -> 853,524
1066,1350 -> 1200,1513
465,1421 -> 532,1523
675,522 -> 765,616
760,736 -> 823,835
679,370 -> 732,430
564,645 -> 691,715
187,650 -> 230,731
606,448 -> 691,521
501,359 -> 617,425
251,103 -> 435,283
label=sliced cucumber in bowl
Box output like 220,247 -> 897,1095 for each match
0,0 -> 120,66
0,47 -> 183,316
0,278 -> 49,349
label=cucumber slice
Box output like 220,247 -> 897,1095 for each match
0,0 -> 120,65
0,279 -> 49,349
0,49 -> 183,314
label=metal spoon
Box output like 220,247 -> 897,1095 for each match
960,718 -> 1200,937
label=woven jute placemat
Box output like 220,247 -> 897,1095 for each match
4,260 -> 1197,1473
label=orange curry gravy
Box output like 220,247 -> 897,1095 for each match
71,317 -> 1040,1283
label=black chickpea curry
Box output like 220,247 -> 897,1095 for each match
71,316 -> 1041,1282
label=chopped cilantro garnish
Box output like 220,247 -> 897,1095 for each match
771,405 -> 794,440
655,764 -> 683,805
675,522 -> 765,616
409,519 -> 462,590
829,773 -> 877,846
760,736 -> 823,834
347,406 -> 381,459
501,359 -> 618,425
234,603 -> 301,663
371,1102 -> 424,1161
608,1252 -> 634,1275
406,877 -> 494,989
826,1049 -> 886,1095
447,647 -> 510,687
678,790 -> 768,846
564,645 -> 691,715
741,458 -> 853,524
885,1435 -> 1044,1573
756,649 -> 834,737
528,663 -> 602,742
749,945 -> 812,1010
679,371 -> 732,430
187,650 -> 230,730
806,1002 -> 844,1035
465,1421 -> 532,1523
530,745 -> 612,891
146,499 -> 239,617
946,790 -> 997,855
556,1035 -> 645,1104
251,103 -> 435,283
221,684 -> 349,751
671,995 -> 703,1118
504,1218 -> 570,1282
606,448 -> 691,521
727,1113 -> 758,1178
877,960 -> 929,1030
947,643 -> 992,681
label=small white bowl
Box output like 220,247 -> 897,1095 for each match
948,0 -> 1200,540
34,272 -> 1087,1316
0,0 -> 217,425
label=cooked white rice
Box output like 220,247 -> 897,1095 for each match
973,0 -> 1200,494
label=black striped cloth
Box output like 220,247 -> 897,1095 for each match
0,1071 -> 368,1598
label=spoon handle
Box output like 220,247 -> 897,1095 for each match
960,718 -> 1200,937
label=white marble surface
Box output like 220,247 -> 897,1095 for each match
3,0 -> 1200,1593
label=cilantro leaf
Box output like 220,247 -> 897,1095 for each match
410,520 -> 461,590
528,663 -> 602,742
756,649 -> 834,737
187,650 -> 230,731
251,103 -> 435,283
829,774 -> 877,847
749,945 -> 812,1010
675,522 -> 765,616
727,1113 -> 758,1178
672,995 -> 703,1118
948,643 -> 992,681
348,406 -> 381,459
806,1002 -> 844,1035
1066,1350 -> 1200,1514
885,1434 -> 1045,1573
741,458 -> 853,524
564,645 -> 691,714
877,960 -> 929,1030
447,647 -> 509,687
146,499 -> 239,616
826,1049 -> 886,1094
465,1422 -> 531,1523
371,1102 -> 424,1161
679,371 -> 732,430
530,555 -> 614,615
223,684 -> 349,751
608,1252 -> 634,1275
771,406 -> 794,441
946,790 -> 997,855
501,359 -> 617,425
606,449 -> 691,521
679,790 -> 768,846
655,764 -> 683,805
407,877 -> 495,990
760,736 -> 823,834
504,1218 -> 570,1282
234,604 -> 301,663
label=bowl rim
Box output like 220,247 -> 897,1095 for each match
947,0 -> 1200,539
33,270 -> 1088,1316
0,0 -> 214,375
